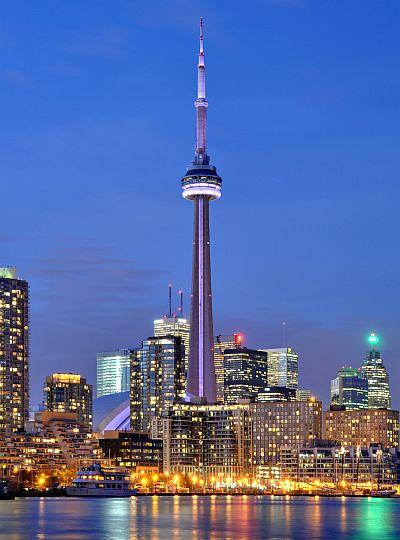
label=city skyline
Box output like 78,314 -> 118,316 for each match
1,2 -> 400,408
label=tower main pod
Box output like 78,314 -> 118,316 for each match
182,19 -> 222,403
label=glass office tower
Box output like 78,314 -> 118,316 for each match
260,347 -> 299,389
362,335 -> 391,409
154,316 -> 190,379
214,334 -> 243,403
223,348 -> 268,404
330,367 -> 368,409
96,349 -> 132,398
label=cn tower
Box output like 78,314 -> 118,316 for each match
182,18 -> 222,404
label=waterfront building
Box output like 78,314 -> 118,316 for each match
96,350 -> 131,398
260,347 -> 298,389
214,334 -> 243,403
324,408 -> 399,448
223,348 -> 268,404
98,431 -> 162,471
281,441 -> 398,485
330,367 -> 368,410
251,400 -> 323,466
361,333 -> 391,409
0,267 -> 29,434
163,400 -> 322,477
182,19 -> 222,404
162,403 -> 252,478
44,373 -> 93,429
0,411 -> 99,479
130,336 -> 185,433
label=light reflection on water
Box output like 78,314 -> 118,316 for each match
0,496 -> 400,540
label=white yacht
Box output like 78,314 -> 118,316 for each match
66,464 -> 136,497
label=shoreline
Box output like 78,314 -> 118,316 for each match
3,491 -> 399,500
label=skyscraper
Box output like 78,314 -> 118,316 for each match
214,334 -> 243,403
330,367 -> 368,410
154,285 -> 191,371
44,373 -> 93,429
182,18 -> 222,404
223,348 -> 268,404
130,336 -> 185,433
0,267 -> 29,434
261,347 -> 299,389
154,317 -> 190,377
361,333 -> 391,409
96,349 -> 131,398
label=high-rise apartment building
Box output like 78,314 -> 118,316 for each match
260,347 -> 298,389
162,399 -> 323,477
214,334 -> 242,403
44,373 -> 93,429
154,317 -> 190,375
223,348 -> 268,404
324,408 -> 399,448
251,400 -> 322,465
96,349 -> 131,398
0,267 -> 29,434
361,334 -> 391,409
130,336 -> 185,433
162,403 -> 252,477
330,367 -> 368,409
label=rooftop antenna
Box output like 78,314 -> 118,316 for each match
282,321 -> 287,348
168,284 -> 172,317
178,290 -> 184,317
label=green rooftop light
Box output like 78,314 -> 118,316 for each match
367,332 -> 379,346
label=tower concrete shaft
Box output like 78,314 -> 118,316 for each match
182,18 -> 221,403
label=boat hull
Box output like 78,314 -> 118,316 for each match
66,487 -> 136,498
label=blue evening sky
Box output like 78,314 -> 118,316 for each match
1,0 -> 399,407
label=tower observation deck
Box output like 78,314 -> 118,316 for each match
182,18 -> 222,403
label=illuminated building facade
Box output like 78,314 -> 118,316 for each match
0,267 -> 29,434
130,336 -> 185,433
260,347 -> 298,389
183,19 -> 222,404
223,348 -> 268,404
44,373 -> 93,429
98,431 -> 162,471
330,367 -> 368,410
324,408 -> 399,448
361,334 -> 391,409
281,442 -> 399,485
251,400 -> 323,465
96,349 -> 131,398
154,316 -> 190,376
0,411 -> 99,479
162,403 -> 252,478
256,386 -> 296,402
214,334 -> 242,403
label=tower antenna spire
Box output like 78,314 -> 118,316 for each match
195,16 -> 208,165
178,290 -> 184,317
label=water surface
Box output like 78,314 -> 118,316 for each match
0,496 -> 399,539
